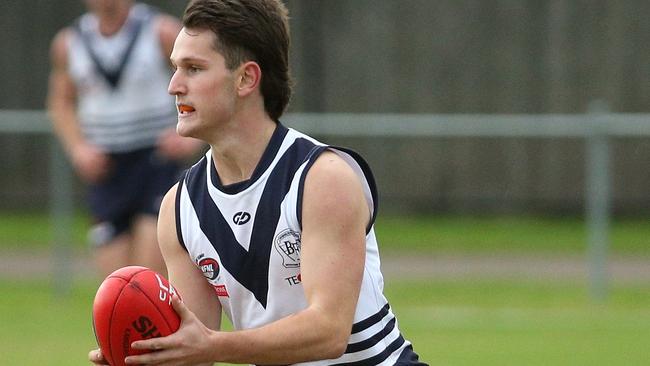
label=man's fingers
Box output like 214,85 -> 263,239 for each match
125,348 -> 172,365
131,296 -> 186,352
88,348 -> 108,365
171,293 -> 189,318
131,338 -> 162,350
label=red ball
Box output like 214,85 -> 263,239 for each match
92,266 -> 181,366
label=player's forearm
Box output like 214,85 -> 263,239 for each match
47,102 -> 86,157
211,306 -> 349,364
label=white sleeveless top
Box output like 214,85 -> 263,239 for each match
175,124 -> 417,365
67,3 -> 176,153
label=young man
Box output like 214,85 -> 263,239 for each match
47,0 -> 201,277
89,0 -> 426,364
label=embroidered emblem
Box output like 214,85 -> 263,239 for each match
274,229 -> 301,268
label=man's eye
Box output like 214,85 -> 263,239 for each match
188,66 -> 200,73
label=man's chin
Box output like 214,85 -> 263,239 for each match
176,124 -> 196,139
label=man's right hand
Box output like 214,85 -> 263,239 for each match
71,143 -> 112,183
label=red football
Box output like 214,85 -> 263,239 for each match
92,266 -> 181,366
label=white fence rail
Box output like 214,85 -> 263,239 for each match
4,109 -> 649,301
285,112 -> 626,302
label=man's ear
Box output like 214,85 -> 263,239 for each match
237,61 -> 261,96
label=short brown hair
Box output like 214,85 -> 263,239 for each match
183,0 -> 292,121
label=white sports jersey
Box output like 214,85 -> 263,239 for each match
67,3 -> 176,153
176,124 -> 424,365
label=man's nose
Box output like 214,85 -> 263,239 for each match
168,71 -> 186,95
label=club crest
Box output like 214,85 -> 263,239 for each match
274,229 -> 301,268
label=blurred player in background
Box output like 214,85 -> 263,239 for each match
90,0 -> 426,364
47,0 -> 202,277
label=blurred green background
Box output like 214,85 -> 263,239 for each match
1,213 -> 649,365
2,0 -> 650,365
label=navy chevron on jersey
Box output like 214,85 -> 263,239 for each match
68,3 -> 177,153
175,124 -> 426,365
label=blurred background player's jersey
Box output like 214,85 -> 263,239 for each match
67,3 -> 176,153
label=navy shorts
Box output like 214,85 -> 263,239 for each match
87,147 -> 182,246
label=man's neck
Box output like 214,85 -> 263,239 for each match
94,4 -> 131,36
210,115 -> 278,186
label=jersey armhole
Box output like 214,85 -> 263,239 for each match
175,175 -> 188,252
296,145 -> 328,230
296,146 -> 379,234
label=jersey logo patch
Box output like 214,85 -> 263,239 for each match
275,229 -> 301,268
214,284 -> 229,297
232,211 -> 251,225
198,257 -> 220,280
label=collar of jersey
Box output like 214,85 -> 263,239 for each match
210,122 -> 289,194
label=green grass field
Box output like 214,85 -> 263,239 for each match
374,214 -> 650,256
1,212 -> 649,365
0,279 -> 648,365
2,211 -> 650,256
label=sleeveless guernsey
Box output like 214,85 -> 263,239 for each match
67,3 -> 176,153
176,124 -> 422,365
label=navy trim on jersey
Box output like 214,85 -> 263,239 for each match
184,137 -> 316,308
352,303 -> 390,334
333,146 -> 379,232
346,317 -> 396,353
295,145 -> 328,229
345,303 -> 427,365
296,146 -> 379,234
332,335 -> 406,366
74,8 -> 150,88
210,124 -> 289,194
395,345 -> 428,366
175,175 -> 187,251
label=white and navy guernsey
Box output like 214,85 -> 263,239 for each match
67,3 -> 176,153
175,124 -> 425,365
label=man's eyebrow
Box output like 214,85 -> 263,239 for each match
170,56 -> 209,65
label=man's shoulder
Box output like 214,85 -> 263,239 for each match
50,27 -> 74,63
148,8 -> 182,53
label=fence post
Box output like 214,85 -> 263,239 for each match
585,102 -> 611,302
50,136 -> 74,297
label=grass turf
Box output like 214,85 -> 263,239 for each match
0,279 -> 648,366
389,279 -> 650,365
2,211 -> 650,256
1,212 -> 649,364
375,214 -> 650,256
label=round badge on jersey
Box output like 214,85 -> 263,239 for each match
198,258 -> 220,280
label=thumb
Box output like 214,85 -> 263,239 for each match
171,293 -> 191,319
88,348 -> 108,365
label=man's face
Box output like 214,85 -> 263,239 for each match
168,27 -> 238,141
84,0 -> 126,14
